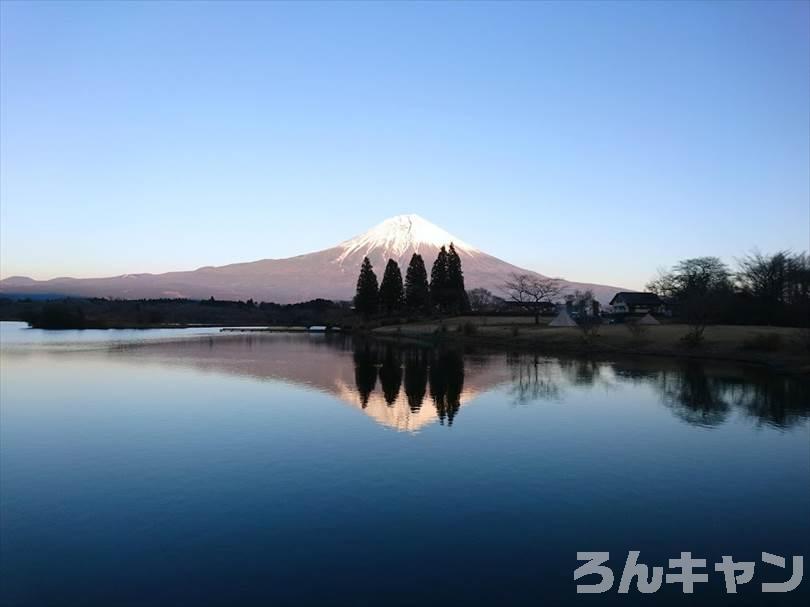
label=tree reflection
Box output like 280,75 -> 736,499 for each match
350,340 -> 466,426
703,369 -> 810,429
347,339 -> 809,430
649,362 -> 810,429
558,358 -> 600,387
404,350 -> 428,412
429,350 -> 465,426
656,363 -> 731,427
507,353 -> 561,405
378,346 -> 402,407
353,344 -> 377,409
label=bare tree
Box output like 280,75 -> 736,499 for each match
736,250 -> 810,324
502,273 -> 565,324
467,287 -> 498,313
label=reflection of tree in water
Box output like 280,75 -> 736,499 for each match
504,354 -> 615,405
378,346 -> 402,407
709,371 -> 810,429
403,350 -> 428,412
657,363 -> 730,427
350,340 -> 466,426
502,354 -> 799,430
429,349 -> 465,426
506,353 -> 562,405
558,358 -> 600,387
652,362 -> 810,429
348,337 -> 810,430
353,344 -> 377,408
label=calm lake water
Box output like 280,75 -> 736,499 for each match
1,321 -> 808,606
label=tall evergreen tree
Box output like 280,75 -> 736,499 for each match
430,246 -> 449,313
379,259 -> 404,314
354,257 -> 379,318
447,243 -> 470,313
404,253 -> 430,313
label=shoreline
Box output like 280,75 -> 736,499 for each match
3,318 -> 807,377
370,320 -> 810,377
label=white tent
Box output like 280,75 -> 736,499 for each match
548,308 -> 578,327
637,313 -> 660,325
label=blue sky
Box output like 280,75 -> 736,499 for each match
1,1 -> 808,290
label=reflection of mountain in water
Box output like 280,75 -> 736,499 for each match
118,334 -> 510,432
113,335 -> 810,431
344,342 -> 477,429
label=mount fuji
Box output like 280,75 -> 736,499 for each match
0,214 -> 625,303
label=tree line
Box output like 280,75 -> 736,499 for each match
354,244 -> 470,318
5,296 -> 353,329
647,251 -> 809,330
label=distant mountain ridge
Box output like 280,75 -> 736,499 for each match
0,214 -> 627,303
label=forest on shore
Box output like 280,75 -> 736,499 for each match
0,297 -> 353,330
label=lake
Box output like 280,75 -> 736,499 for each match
1,321 -> 808,605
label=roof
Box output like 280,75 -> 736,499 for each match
548,308 -> 578,327
609,292 -> 663,306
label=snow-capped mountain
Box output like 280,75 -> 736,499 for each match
0,214 -> 626,303
336,214 -> 479,263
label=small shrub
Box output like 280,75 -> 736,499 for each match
681,326 -> 705,348
741,333 -> 783,352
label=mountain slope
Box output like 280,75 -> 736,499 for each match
0,214 -> 626,303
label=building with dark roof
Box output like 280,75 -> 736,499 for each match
608,292 -> 665,316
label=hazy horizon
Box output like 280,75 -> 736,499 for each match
1,1 -> 808,290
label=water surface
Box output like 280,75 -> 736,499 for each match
1,322 -> 808,605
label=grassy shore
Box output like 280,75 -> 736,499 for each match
373,317 -> 810,376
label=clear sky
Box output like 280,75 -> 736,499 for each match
1,1 -> 808,290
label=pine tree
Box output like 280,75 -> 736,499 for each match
379,259 -> 404,315
354,257 -> 379,318
447,243 -> 470,313
404,253 -> 430,313
430,246 -> 449,313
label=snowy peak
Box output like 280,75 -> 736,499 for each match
336,214 -> 479,263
